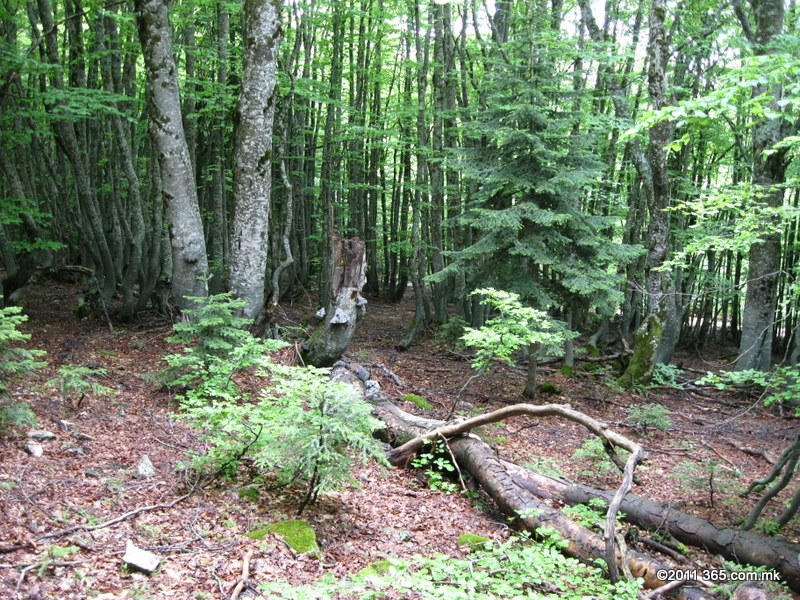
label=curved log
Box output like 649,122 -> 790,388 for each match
373,398 -> 713,600
508,467 -> 800,593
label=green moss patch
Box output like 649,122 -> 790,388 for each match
402,394 -> 432,410
358,559 -> 399,577
245,519 -> 319,554
456,533 -> 491,551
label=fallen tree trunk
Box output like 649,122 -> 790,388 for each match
373,398 -> 714,600
506,467 -> 800,593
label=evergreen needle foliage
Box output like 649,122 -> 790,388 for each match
0,306 -> 46,429
165,293 -> 386,513
181,363 -> 387,514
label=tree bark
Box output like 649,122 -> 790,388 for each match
514,469 -> 800,593
135,0 -> 208,309
228,0 -> 282,321
372,397 -> 713,599
736,0 -> 789,371
303,236 -> 367,366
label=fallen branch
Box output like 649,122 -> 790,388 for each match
230,548 -> 255,600
388,402 -> 643,468
373,398 -> 710,600
37,493 -> 191,541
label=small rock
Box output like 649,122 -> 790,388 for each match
353,368 -> 370,382
28,430 -> 56,442
364,380 -> 381,398
54,419 -> 74,432
122,540 -> 162,574
135,455 -> 157,479
72,432 -> 94,441
332,360 -> 348,369
24,442 -> 44,457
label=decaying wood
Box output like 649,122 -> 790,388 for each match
507,467 -> 800,592
373,398 -> 712,599
230,548 -> 255,600
303,235 -> 367,366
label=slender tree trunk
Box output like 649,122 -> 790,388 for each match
228,0 -> 282,321
737,0 -> 789,371
135,0 -> 208,308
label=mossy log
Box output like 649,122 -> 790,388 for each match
372,398 -> 713,600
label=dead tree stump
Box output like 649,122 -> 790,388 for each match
303,235 -> 367,366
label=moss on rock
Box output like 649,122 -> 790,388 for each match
456,533 -> 491,550
402,394 -> 432,410
245,519 -> 319,554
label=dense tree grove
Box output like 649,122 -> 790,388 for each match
1,0 -> 799,380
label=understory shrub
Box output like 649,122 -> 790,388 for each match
153,292 -> 285,398
697,366 -> 800,415
163,294 -> 386,513
259,532 -> 643,599
181,363 -> 387,513
0,306 -> 46,430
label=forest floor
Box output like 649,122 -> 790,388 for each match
1,280 -> 799,599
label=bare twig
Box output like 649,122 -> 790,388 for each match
229,548 -> 255,600
37,493 -> 192,541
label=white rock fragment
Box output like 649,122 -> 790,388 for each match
28,430 -> 56,441
122,540 -> 162,574
24,442 -> 44,457
135,455 -> 157,479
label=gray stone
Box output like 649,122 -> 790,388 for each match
135,455 -> 157,479
24,442 -> 43,457
364,380 -> 381,399
122,540 -> 161,574
353,368 -> 370,382
55,420 -> 74,432
28,430 -> 56,442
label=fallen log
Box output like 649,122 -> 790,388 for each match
373,398 -> 714,600
506,466 -> 800,593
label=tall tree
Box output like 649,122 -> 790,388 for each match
736,0 -> 791,371
228,0 -> 282,321
135,0 -> 208,308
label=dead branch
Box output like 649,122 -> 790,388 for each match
388,402 -> 643,468
229,548 -> 255,600
37,493 -> 191,541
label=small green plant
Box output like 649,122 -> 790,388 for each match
33,544 -> 80,576
260,533 -> 643,599
402,393 -> 432,410
0,306 -> 46,430
672,460 -> 742,508
435,315 -> 468,349
627,402 -> 671,435
153,292 -> 286,398
698,366 -> 800,416
563,498 -> 618,530
411,440 -> 460,494
47,364 -> 115,407
572,438 -> 629,476
451,288 -> 574,415
650,363 -> 682,387
180,362 -> 387,514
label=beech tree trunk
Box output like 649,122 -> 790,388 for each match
736,0 -> 789,371
303,236 -> 367,366
228,0 -> 282,321
135,0 -> 208,309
